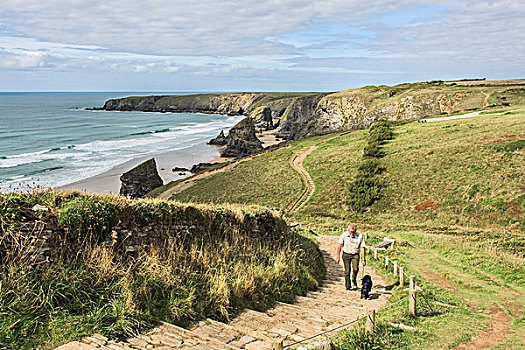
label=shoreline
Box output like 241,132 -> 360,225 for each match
57,130 -> 280,195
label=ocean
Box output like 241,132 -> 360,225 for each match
0,92 -> 242,192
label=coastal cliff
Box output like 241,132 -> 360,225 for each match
98,80 -> 523,140
101,93 -> 307,116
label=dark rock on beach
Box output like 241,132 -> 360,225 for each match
251,106 -> 273,131
120,158 -> 163,198
172,166 -> 189,172
190,162 -> 222,173
208,130 -> 228,145
221,117 -> 263,158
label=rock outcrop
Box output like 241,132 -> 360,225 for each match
250,106 -> 273,131
208,130 -> 228,145
101,93 -> 265,115
97,81 -> 523,142
120,158 -> 163,198
276,94 -> 327,140
190,162 -> 223,173
221,118 -> 263,158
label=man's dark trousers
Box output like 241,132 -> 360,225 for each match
342,252 -> 359,289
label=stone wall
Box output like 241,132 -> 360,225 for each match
1,195 -> 288,263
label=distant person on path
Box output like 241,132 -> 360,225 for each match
336,224 -> 366,290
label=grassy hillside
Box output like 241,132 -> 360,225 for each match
300,110 -> 525,231
157,107 -> 524,348
167,108 -> 525,233
169,134 -> 338,209
0,192 -> 323,349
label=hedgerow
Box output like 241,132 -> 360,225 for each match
348,119 -> 393,212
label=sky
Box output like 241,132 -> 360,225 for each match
0,0 -> 523,92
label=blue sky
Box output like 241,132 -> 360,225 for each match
0,1 -> 523,92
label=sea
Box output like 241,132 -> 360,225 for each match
0,92 -> 242,192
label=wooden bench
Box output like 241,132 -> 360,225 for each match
368,237 -> 395,251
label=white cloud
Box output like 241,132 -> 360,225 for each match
0,49 -> 53,69
0,0 -> 523,90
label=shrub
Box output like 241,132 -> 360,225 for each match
57,196 -> 118,242
369,119 -> 392,133
348,175 -> 383,212
369,120 -> 394,143
357,159 -> 385,176
363,142 -> 384,158
369,128 -> 394,143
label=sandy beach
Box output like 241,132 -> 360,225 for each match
58,130 -> 280,194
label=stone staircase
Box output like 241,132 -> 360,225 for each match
57,236 -> 389,350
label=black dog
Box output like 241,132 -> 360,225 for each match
361,275 -> 373,299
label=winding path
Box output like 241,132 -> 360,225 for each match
287,131 -> 355,213
481,91 -> 490,108
421,110 -> 502,123
286,146 -> 317,212
57,236 -> 388,350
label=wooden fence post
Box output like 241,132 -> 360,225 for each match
393,261 -> 398,276
365,309 -> 376,334
409,290 -> 417,316
385,256 -> 389,268
272,340 -> 283,350
374,250 -> 377,260
409,275 -> 416,316
399,267 -> 404,287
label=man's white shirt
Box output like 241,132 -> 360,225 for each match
338,230 -> 365,254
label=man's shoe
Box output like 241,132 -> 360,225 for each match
346,287 -> 351,290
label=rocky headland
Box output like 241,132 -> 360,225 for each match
97,80 -> 523,142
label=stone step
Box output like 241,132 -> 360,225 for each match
159,322 -> 240,350
226,306 -> 363,345
200,319 -> 268,349
54,235 -> 390,350
292,296 -> 368,313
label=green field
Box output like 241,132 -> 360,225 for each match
167,109 -> 525,233
156,107 -> 525,349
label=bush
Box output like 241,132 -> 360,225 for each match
369,119 -> 392,133
358,159 -> 385,176
363,142 -> 384,158
348,175 -> 383,212
369,128 -> 394,143
57,196 -> 117,242
369,120 -> 394,143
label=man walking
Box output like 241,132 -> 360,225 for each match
335,224 -> 366,290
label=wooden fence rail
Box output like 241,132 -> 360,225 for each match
276,227 -> 423,349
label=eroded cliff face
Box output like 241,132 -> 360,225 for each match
98,82 -> 517,141
277,88 -> 481,138
102,93 -> 265,115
